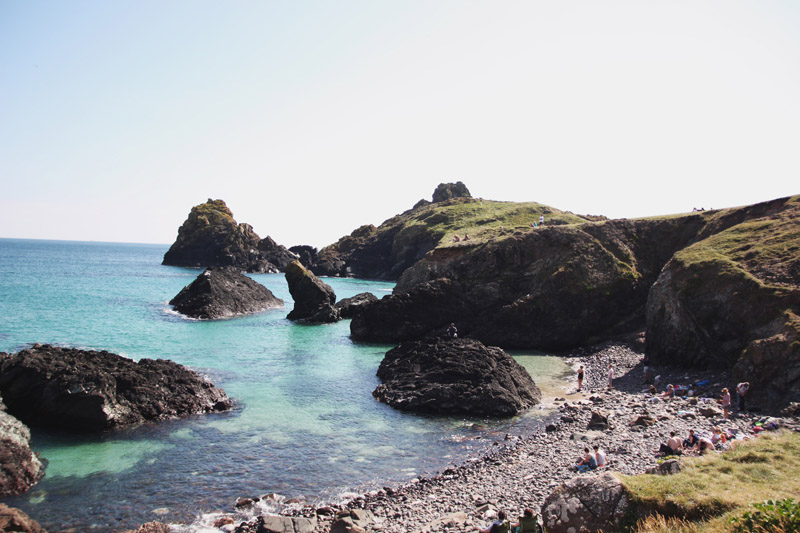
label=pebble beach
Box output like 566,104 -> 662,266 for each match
249,339 -> 791,533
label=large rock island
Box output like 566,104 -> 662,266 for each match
0,345 -> 233,431
162,199 -> 297,273
170,266 -> 284,319
373,337 -> 541,416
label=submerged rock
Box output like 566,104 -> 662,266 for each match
0,409 -> 45,497
285,260 -> 340,323
169,266 -> 284,319
373,337 -> 541,416
0,345 -> 233,432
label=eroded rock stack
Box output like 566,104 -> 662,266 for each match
285,261 -> 339,323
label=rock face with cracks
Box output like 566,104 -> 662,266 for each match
541,472 -> 630,533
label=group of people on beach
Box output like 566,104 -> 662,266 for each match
575,364 -> 614,391
573,444 -> 607,472
477,508 -> 543,533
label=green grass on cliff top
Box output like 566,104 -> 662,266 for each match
622,430 -> 800,533
673,196 -> 800,287
402,197 -> 591,247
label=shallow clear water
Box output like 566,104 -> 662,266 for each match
0,239 -> 572,532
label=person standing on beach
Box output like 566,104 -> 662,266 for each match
577,365 -> 584,391
721,387 -> 731,419
607,365 -> 614,389
447,323 -> 458,338
736,382 -> 750,412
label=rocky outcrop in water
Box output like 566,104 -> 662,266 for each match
285,261 -> 339,323
372,337 -> 541,416
0,408 -> 45,497
0,504 -> 46,533
334,292 -> 378,319
0,345 -> 233,431
541,472 -> 630,533
170,266 -> 284,319
163,199 -> 294,273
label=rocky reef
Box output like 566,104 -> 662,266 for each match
0,345 -> 233,431
170,266 -> 284,319
285,260 -> 339,323
162,199 -> 295,273
373,337 -> 541,416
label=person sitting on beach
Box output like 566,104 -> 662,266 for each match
683,429 -> 699,449
695,436 -> 715,455
711,426 -> 727,448
657,431 -> 682,456
574,447 -> 598,472
447,322 -> 458,338
510,509 -> 542,533
477,510 -> 510,533
593,444 -> 607,468
661,384 -> 675,399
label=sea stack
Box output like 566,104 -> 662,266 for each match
170,266 -> 284,319
284,260 -> 340,323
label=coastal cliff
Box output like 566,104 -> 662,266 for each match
350,195 -> 800,408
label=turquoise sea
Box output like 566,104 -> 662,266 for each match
0,238 -> 572,532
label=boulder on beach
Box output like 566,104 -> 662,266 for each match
169,266 -> 284,319
373,337 -> 541,416
0,345 -> 233,432
541,472 -> 630,533
0,409 -> 45,497
285,260 -> 340,323
0,504 -> 46,533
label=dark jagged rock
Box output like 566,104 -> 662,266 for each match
289,245 -> 319,268
372,337 -> 541,416
0,408 -> 45,497
0,345 -> 233,432
0,504 -> 46,533
285,261 -> 340,323
257,236 -> 299,270
169,266 -> 283,319
335,292 -> 378,319
431,181 -> 471,203
351,278 -> 470,342
541,472 -> 630,533
163,199 -> 291,273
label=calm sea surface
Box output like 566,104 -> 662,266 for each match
0,238 -> 572,532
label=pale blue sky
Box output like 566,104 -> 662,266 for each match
2,1 -> 799,248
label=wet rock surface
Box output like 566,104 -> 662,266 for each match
0,345 -> 233,431
373,337 -> 541,416
169,266 -> 284,319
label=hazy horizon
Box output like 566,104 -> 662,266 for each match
3,1 -> 799,249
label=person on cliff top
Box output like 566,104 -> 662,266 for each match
447,323 -> 458,338
539,215 -> 544,226
477,510 -> 510,533
721,387 -> 731,419
736,381 -> 750,412
577,365 -> 584,391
